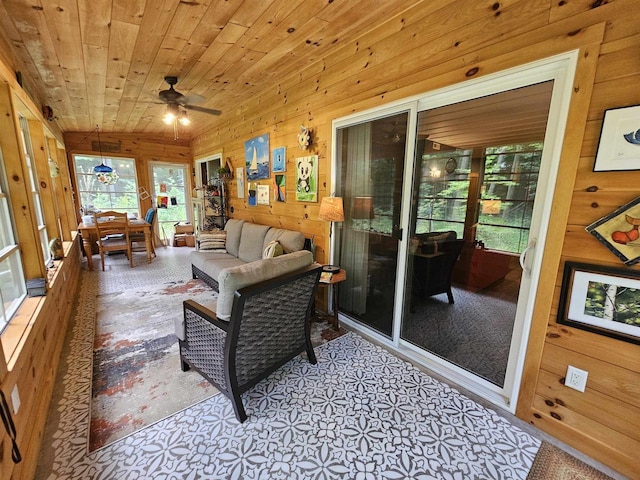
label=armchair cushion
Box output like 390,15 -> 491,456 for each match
238,223 -> 271,262
263,228 -> 305,253
224,219 -> 245,257
216,250 -> 313,320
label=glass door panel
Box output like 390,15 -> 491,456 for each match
335,112 -> 409,338
151,164 -> 190,240
401,82 -> 553,387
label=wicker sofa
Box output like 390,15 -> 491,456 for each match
177,264 -> 322,422
190,219 -> 312,320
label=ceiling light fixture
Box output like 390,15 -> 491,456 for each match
163,103 -> 190,139
92,125 -> 119,185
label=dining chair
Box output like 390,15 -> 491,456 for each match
130,207 -> 157,257
93,211 -> 132,270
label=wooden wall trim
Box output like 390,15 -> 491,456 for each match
515,38 -> 603,417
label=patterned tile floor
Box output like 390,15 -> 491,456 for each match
34,246 -> 621,479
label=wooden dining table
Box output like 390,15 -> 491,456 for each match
77,218 -> 154,271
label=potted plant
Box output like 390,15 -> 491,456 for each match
217,165 -> 232,180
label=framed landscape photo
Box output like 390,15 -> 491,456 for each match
586,195 -> 640,265
558,262 -> 640,345
593,104 -> 640,172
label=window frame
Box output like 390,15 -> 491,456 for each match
0,148 -> 27,333
72,154 -> 140,216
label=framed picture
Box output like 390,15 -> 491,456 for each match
236,167 -> 244,198
245,133 -> 270,181
274,174 -> 286,202
295,155 -> 318,202
248,182 -> 257,206
586,195 -> 640,265
593,104 -> 640,172
558,262 -> 640,345
257,184 -> 270,205
272,147 -> 286,172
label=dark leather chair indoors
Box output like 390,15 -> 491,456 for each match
177,264 -> 322,422
411,231 -> 464,304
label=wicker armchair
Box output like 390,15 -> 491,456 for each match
178,264 -> 322,422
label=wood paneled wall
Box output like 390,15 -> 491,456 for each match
192,1 -> 640,477
63,132 -> 192,223
0,239 -> 81,480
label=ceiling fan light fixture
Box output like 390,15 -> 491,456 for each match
178,110 -> 190,126
163,103 -> 179,125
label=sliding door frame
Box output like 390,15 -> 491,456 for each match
331,50 -> 579,413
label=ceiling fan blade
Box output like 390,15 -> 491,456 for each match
183,104 -> 222,116
180,93 -> 206,105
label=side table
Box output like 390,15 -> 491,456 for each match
318,268 -> 346,330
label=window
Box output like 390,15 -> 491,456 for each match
476,142 -> 542,253
415,150 -> 471,237
19,117 -> 50,264
0,148 -> 26,333
73,155 -> 139,216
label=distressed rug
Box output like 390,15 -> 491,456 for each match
90,279 -> 220,451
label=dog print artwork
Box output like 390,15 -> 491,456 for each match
295,155 -> 317,202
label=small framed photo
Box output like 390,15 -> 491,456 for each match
272,147 -> 286,173
236,167 -> 245,198
593,104 -> 640,172
257,184 -> 270,205
558,262 -> 640,345
295,155 -> 318,202
586,195 -> 640,265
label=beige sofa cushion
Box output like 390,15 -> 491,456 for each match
224,219 -> 245,257
216,250 -> 313,320
263,228 -> 305,253
238,223 -> 271,263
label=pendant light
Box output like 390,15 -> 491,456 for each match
93,125 -> 119,185
93,125 -> 112,174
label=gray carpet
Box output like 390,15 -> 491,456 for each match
403,284 -> 517,387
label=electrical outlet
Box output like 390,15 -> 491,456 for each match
565,365 -> 588,392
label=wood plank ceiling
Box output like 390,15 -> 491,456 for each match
0,0 -> 420,137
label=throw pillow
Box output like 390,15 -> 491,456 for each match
199,230 -> 227,252
262,240 -> 283,259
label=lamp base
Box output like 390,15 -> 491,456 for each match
322,265 -> 340,273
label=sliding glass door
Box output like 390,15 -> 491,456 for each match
401,83 -> 553,387
334,112 -> 409,337
332,53 -> 577,409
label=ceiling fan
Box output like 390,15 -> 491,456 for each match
158,76 -> 222,123
157,76 -> 221,138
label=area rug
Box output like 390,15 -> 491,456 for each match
527,442 -> 614,479
73,332 -> 541,478
90,279 -> 220,451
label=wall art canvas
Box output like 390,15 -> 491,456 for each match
295,155 -> 318,202
245,133 -> 270,181
558,262 -> 640,345
586,195 -> 640,265
274,175 -> 286,202
248,182 -> 257,206
257,184 -> 270,205
236,167 -> 245,198
593,104 -> 640,171
272,147 -> 286,173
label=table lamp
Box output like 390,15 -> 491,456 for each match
318,196 -> 344,273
